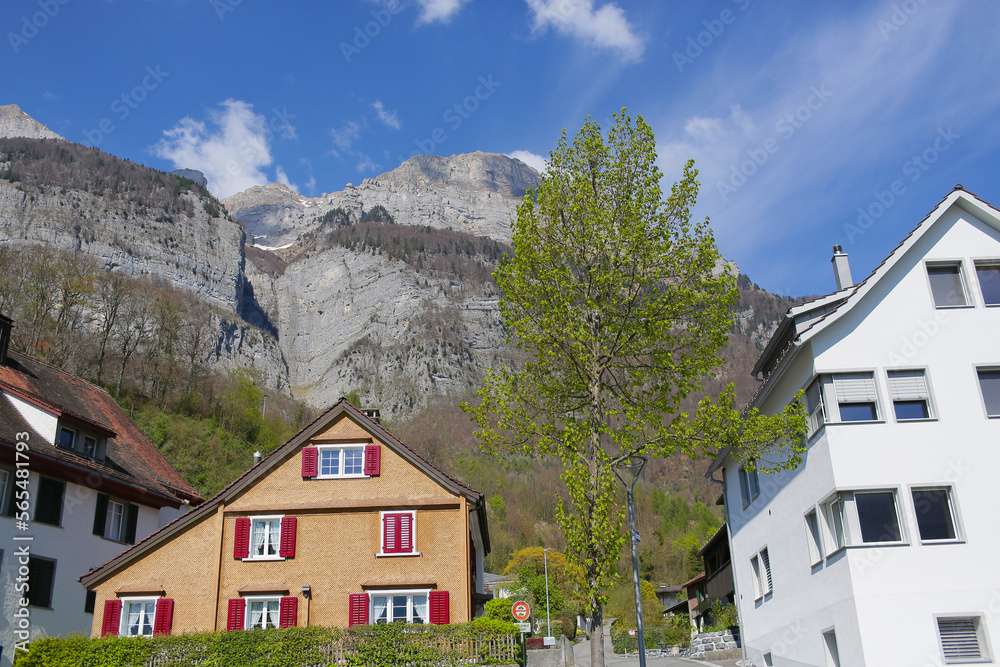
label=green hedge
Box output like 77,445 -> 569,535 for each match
14,621 -> 519,667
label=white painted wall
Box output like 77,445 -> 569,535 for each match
0,473 -> 163,665
725,204 -> 1000,666
3,392 -> 57,444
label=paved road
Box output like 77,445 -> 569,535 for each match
571,624 -> 736,667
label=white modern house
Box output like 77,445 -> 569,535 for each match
708,186 -> 1000,666
0,315 -> 202,665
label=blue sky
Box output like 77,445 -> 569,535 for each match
5,0 -> 1000,296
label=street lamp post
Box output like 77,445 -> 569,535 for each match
615,456 -> 647,667
543,547 -> 554,638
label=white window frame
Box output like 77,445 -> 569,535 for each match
378,510 -> 419,557
244,595 -> 282,630
886,368 -> 935,421
831,372 -> 881,423
975,366 -> 1000,419
936,614 -> 992,664
315,443 -> 368,479
821,488 -> 907,548
370,589 -> 431,625
806,373 -> 883,426
749,546 -> 772,601
910,486 -> 963,544
245,515 -> 284,561
804,509 -> 824,566
973,259 -> 1000,307
926,260 -> 972,309
804,378 -> 827,435
120,596 -> 158,637
105,499 -> 126,542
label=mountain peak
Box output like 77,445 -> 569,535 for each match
379,151 -> 540,198
0,104 -> 64,141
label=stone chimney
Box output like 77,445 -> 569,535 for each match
831,245 -> 853,291
0,314 -> 12,366
361,408 -> 381,424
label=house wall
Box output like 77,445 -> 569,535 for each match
727,204 -> 1000,666
89,413 -> 475,636
0,473 -> 163,666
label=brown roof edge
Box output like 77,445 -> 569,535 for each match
81,398 -> 489,588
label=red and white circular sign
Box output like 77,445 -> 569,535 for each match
511,601 -> 531,621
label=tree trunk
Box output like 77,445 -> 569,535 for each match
590,603 -> 605,667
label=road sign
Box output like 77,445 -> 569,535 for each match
511,601 -> 531,621
515,622 -> 531,632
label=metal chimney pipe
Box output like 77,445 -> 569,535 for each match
831,245 -> 853,291
253,451 -> 262,465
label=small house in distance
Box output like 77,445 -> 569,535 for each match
81,399 -> 491,636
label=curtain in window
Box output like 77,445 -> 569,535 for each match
127,601 -> 155,636
373,596 -> 389,623
250,601 -> 264,628
412,595 -> 428,624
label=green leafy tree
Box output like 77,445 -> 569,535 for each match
502,547 -> 585,623
465,111 -> 807,667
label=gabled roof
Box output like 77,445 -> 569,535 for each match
80,398 -> 489,588
0,350 -> 201,506
709,186 -> 1000,475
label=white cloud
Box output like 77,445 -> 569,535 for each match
275,166 -> 298,193
355,152 -> 381,173
507,150 -> 547,174
152,99 -> 273,199
415,0 -> 472,24
330,121 -> 362,154
372,100 -> 401,129
525,0 -> 644,62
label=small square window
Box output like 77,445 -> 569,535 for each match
250,517 -> 281,558
887,369 -> 932,421
247,598 -> 281,629
832,374 -> 880,422
122,597 -> 157,636
83,436 -> 97,458
977,368 -> 1000,418
912,488 -> 958,541
855,491 -> 902,543
57,427 -> 75,449
975,262 -> 1000,306
937,616 -> 989,663
928,263 -> 969,307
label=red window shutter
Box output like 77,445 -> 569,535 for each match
399,513 -> 413,553
279,516 -> 297,558
227,598 -> 246,632
101,599 -> 122,637
279,596 -> 298,628
429,591 -> 449,625
349,593 -> 369,627
153,598 -> 174,636
363,444 -> 381,475
234,517 -> 251,559
383,513 -> 397,552
302,446 -> 318,478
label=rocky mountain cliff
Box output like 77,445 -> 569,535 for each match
224,152 -> 539,249
0,109 -> 795,419
0,104 -> 64,140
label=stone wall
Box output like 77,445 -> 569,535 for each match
689,628 -> 740,660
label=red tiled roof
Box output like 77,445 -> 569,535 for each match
0,350 -> 201,505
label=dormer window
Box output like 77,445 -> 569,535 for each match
58,427 -> 75,449
55,423 -> 107,461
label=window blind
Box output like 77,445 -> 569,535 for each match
938,617 -> 983,661
887,370 -> 929,400
833,374 -> 877,402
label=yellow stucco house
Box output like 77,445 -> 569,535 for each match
80,399 -> 491,637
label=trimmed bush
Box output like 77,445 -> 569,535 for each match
13,623 -> 518,667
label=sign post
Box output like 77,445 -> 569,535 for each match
511,602 -> 531,667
